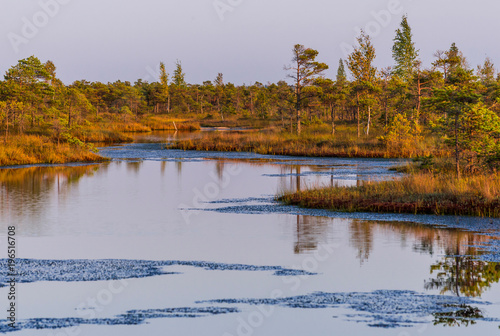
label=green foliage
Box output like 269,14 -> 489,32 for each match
0,39 -> 499,172
172,60 -> 186,87
285,44 -> 329,134
378,112 -> 422,154
392,15 -> 419,80
347,31 -> 377,84
434,103 -> 500,170
336,59 -> 347,83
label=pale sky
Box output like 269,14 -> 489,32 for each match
1,0 -> 499,85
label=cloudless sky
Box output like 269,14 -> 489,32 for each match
1,0 -> 499,85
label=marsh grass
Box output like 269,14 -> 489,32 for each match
279,173 -> 500,217
169,124 -> 443,158
142,116 -> 200,131
0,135 -> 106,166
71,128 -> 134,143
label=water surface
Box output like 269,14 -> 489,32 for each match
1,132 -> 499,335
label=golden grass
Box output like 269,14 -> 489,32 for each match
279,173 -> 500,217
168,125 -> 442,158
71,128 -> 133,143
0,135 -> 107,167
142,116 -> 201,131
106,122 -> 152,133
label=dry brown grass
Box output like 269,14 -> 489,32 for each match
142,116 -> 200,131
169,125 -> 443,158
0,135 -> 106,166
279,173 -> 500,217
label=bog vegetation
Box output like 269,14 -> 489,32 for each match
0,16 -> 499,182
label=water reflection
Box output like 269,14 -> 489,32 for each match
426,252 -> 500,298
2,157 -> 500,304
349,220 -> 373,264
292,215 -> 500,299
0,165 -> 105,229
433,304 -> 485,327
294,215 -> 330,254
125,161 -> 142,174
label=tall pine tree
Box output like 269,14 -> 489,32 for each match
392,15 -> 419,80
347,31 -> 377,137
336,58 -> 347,83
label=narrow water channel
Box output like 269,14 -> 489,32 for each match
1,132 -> 499,335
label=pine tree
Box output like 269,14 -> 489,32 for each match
433,43 -> 468,80
392,15 -> 419,80
431,68 -> 482,177
346,31 -> 377,137
214,73 -> 225,119
285,44 -> 328,135
336,59 -> 347,83
173,60 -> 186,87
158,62 -> 170,113
477,57 -> 496,85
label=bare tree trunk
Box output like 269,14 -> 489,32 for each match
4,107 -> 9,144
356,91 -> 360,138
331,104 -> 335,136
416,78 -> 422,125
455,111 -> 460,179
296,108 -> 301,135
366,106 -> 371,136
250,93 -> 254,115
295,85 -> 301,135
384,99 -> 388,127
68,105 -> 72,129
281,108 -> 284,129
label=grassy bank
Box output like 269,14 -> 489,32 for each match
142,116 -> 201,131
169,124 -> 444,158
0,135 -> 107,166
278,173 -> 500,217
24,115 -> 202,144
73,116 -> 201,142
0,115 -> 203,166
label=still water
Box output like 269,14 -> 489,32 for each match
1,132 -> 500,335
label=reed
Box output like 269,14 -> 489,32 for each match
0,135 -> 107,167
142,116 -> 201,131
71,128 -> 134,143
278,173 -> 500,217
169,125 -> 442,159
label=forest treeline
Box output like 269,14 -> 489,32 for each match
1,16 -> 500,171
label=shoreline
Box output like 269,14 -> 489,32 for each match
0,135 -> 110,168
278,173 -> 500,218
167,131 -> 440,159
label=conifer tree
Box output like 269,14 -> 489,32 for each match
285,44 -> 328,135
477,57 -> 496,85
173,60 -> 186,87
392,15 -> 419,80
336,59 -> 347,83
159,62 -> 170,113
347,31 -> 377,137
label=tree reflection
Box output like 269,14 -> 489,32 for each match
0,164 -> 105,230
425,243 -> 500,298
349,220 -> 373,264
294,215 -> 329,254
126,161 -> 142,174
433,304 -> 484,327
